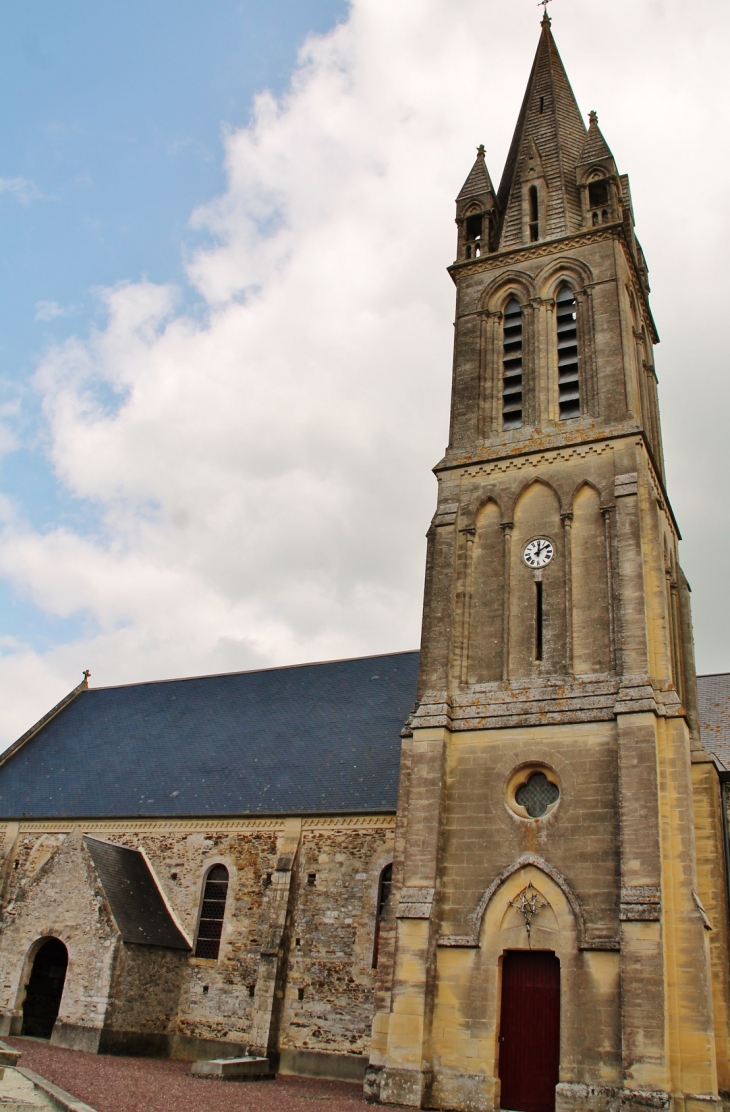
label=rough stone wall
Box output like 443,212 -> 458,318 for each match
0,818 -> 396,1061
102,942 -> 187,1046
279,827 -> 393,1057
110,826 -> 279,1048
0,828 -> 118,1048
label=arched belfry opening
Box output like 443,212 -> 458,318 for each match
21,938 -> 68,1039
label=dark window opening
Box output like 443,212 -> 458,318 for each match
539,95 -> 545,113
556,284 -> 580,419
194,864 -> 229,960
248,984 -> 256,997
263,871 -> 272,888
502,298 -> 523,431
298,987 -> 305,1001
307,872 -> 317,886
372,863 -> 393,969
528,185 -> 539,241
535,580 -> 544,662
588,179 -> 609,208
21,938 -> 68,1039
465,213 -> 483,241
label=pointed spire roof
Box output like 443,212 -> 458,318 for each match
497,17 -> 587,249
578,110 -> 615,166
457,144 -> 495,203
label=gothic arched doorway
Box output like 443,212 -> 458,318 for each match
498,949 -> 560,1112
21,938 -> 68,1039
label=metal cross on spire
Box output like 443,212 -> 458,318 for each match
538,0 -> 552,21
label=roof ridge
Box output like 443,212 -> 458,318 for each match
88,648 -> 420,692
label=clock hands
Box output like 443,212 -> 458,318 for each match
523,538 -> 554,568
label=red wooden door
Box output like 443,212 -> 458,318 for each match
498,950 -> 560,1112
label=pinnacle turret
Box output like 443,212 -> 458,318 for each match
455,145 -> 497,260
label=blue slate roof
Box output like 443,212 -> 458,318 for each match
697,672 -> 730,771
85,836 -> 190,948
0,652 -> 419,819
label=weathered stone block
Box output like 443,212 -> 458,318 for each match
190,1056 -> 272,1081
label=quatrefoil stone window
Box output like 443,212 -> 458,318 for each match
512,770 -> 560,819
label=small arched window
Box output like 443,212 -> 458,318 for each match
194,864 -> 229,960
556,285 -> 580,419
528,185 -> 539,241
502,298 -> 523,430
372,863 -> 393,969
464,210 -> 484,259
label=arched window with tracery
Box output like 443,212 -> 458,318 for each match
194,864 -> 229,959
372,863 -> 393,969
556,284 -> 580,419
502,298 -> 523,430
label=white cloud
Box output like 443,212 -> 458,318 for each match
0,0 -> 728,745
0,176 -> 42,205
35,300 -> 74,322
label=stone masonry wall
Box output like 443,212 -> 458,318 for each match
0,817 -> 396,1061
0,828 -> 119,1049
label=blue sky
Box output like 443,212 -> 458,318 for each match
0,0 -> 346,647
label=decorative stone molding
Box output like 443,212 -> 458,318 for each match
619,885 -> 661,922
409,672 -> 686,731
396,887 -> 435,919
437,853 -> 617,950
614,679 -> 683,719
7,814 -> 397,837
614,472 -> 638,497
433,503 -> 459,527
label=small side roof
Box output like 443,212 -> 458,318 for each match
0,651 -> 419,819
697,673 -> 730,770
84,836 -> 189,949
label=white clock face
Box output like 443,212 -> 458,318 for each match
524,537 -> 554,568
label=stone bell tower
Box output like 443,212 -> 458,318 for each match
366,15 -> 730,1112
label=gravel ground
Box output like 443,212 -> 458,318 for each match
6,1038 -> 398,1112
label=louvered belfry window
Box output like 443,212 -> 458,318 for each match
502,298 -> 524,430
556,284 -> 580,419
195,864 -> 229,959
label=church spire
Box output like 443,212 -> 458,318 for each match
496,19 -> 587,249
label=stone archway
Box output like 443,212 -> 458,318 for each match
21,938 -> 68,1039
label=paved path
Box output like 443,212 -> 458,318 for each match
7,1039 -> 391,1112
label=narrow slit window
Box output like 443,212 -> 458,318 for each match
556,284 -> 580,419
528,185 -> 539,241
535,580 -> 544,661
194,864 -> 229,960
502,298 -> 523,431
372,863 -> 393,969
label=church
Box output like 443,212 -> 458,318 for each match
0,15 -> 729,1112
